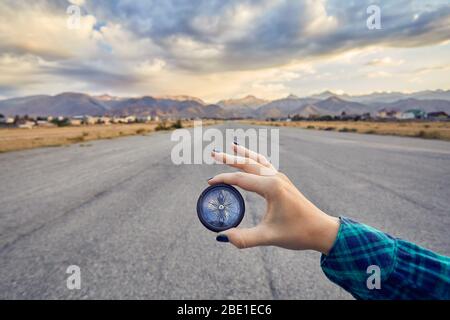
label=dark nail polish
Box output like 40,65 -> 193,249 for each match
233,137 -> 239,145
213,148 -> 221,153
207,177 -> 214,181
216,234 -> 229,243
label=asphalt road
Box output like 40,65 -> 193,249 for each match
1,122 -> 449,299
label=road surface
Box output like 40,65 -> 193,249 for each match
1,123 -> 449,299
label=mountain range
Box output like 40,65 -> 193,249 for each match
1,90 -> 450,119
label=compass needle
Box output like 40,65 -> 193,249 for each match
197,184 -> 245,232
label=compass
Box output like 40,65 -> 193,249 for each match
197,183 -> 245,232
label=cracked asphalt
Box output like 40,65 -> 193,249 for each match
1,123 -> 449,299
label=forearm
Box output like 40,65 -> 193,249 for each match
319,217 -> 450,300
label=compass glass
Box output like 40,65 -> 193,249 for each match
197,184 -> 245,232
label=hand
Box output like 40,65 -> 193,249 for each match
209,143 -> 340,254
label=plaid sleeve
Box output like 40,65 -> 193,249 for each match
320,217 -> 450,300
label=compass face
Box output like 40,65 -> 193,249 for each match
197,184 -> 245,232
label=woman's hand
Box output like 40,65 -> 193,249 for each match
209,143 -> 340,255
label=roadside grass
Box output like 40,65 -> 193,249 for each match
240,120 -> 450,141
0,120 -> 220,153
339,127 -> 357,133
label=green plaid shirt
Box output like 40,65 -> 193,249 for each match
320,217 -> 450,300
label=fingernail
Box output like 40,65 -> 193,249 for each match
207,177 -> 214,181
212,148 -> 221,153
233,137 -> 239,145
216,234 -> 229,243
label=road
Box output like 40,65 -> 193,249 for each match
1,122 -> 449,299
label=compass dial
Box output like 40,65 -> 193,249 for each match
197,184 -> 245,232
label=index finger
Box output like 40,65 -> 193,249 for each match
208,172 -> 269,197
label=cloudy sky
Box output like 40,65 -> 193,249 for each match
0,0 -> 449,102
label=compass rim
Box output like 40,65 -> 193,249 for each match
196,183 -> 245,233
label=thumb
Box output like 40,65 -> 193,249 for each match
216,225 -> 269,249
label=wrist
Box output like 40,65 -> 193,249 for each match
309,213 -> 340,255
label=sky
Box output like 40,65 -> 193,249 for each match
0,0 -> 449,102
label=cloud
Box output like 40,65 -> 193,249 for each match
411,64 -> 450,75
68,0 -> 85,5
367,71 -> 393,79
366,57 -> 404,67
0,0 -> 449,99
83,0 -> 450,72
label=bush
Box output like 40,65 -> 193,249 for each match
365,130 -> 376,134
68,135 -> 85,143
155,120 -> 170,131
416,130 -> 441,139
51,118 -> 70,127
171,120 -> 183,129
322,127 -> 335,131
306,125 -> 315,129
339,127 -> 357,132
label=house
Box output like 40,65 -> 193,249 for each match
427,111 -> 448,120
83,116 -> 99,125
125,116 -> 136,123
36,120 -> 56,127
98,116 -> 111,124
401,109 -> 426,120
137,116 -> 152,123
16,120 -> 35,129
112,117 -> 128,124
0,114 -> 13,124
69,116 -> 83,126
377,109 -> 401,119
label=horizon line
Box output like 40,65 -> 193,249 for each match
2,88 -> 450,104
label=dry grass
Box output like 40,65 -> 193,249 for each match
240,120 -> 450,141
0,120 -> 220,153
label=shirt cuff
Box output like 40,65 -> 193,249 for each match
320,217 -> 397,299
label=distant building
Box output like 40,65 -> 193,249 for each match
137,116 -> 152,123
125,116 -> 136,123
36,120 -> 56,127
377,109 -> 401,119
98,116 -> 111,124
400,109 -> 426,120
69,117 -> 83,126
0,114 -> 14,124
112,116 -> 132,124
83,116 -> 99,125
427,111 -> 448,120
16,120 -> 35,129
